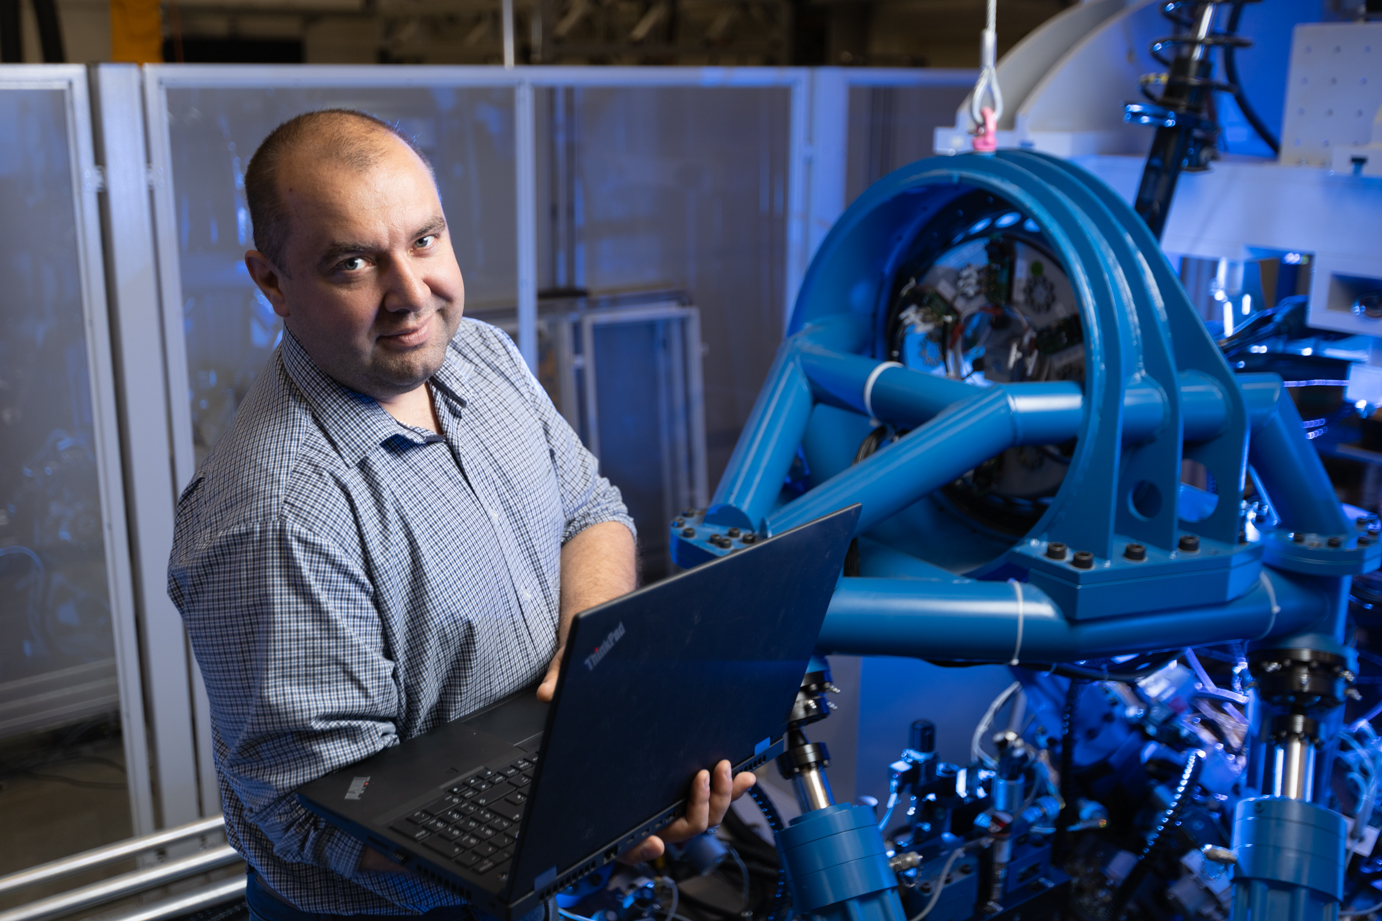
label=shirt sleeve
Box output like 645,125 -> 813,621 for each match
170,513 -> 400,881
490,328 -> 637,545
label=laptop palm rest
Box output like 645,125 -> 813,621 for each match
457,692 -> 549,746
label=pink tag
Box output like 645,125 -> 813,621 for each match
972,106 -> 997,152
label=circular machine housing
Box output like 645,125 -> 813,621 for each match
880,189 -> 1084,538
782,151 -> 1248,578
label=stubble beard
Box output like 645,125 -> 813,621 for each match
364,313 -> 454,397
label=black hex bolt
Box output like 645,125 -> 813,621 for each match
1046,542 -> 1068,561
741,533 -> 757,544
1178,534 -> 1200,552
728,528 -> 741,538
1328,536 -> 1343,548
1362,536 -> 1373,546
1072,550 -> 1094,569
1124,543 -> 1147,561
682,509 -> 696,517
1292,532 -> 1307,543
682,527 -> 695,538
673,518 -> 685,527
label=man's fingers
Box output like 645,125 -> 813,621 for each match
620,766 -> 751,860
535,652 -> 563,703
359,847 -> 407,873
656,769 -> 711,846
706,761 -> 734,827
617,835 -> 665,864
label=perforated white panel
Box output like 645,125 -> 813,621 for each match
1279,21 -> 1382,169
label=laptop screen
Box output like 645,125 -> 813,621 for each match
509,505 -> 859,894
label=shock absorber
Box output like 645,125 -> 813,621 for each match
772,658 -> 908,921
1124,0 -> 1253,238
1229,643 -> 1358,920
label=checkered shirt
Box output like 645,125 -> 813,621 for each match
168,319 -> 634,915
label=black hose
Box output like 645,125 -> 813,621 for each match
1108,750 -> 1204,920
1052,678 -> 1084,863
1046,651 -> 1182,683
721,807 -> 780,866
926,651 -> 1179,678
747,785 -> 789,921
678,888 -> 746,920
1223,1 -> 1280,155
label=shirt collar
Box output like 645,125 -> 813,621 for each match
428,338 -> 472,411
279,328 -> 448,466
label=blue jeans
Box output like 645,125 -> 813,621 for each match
244,868 -> 551,921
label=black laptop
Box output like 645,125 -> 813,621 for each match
297,505 -> 860,920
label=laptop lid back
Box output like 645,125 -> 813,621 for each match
509,505 -> 860,896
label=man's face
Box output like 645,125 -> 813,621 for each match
247,136 -> 465,401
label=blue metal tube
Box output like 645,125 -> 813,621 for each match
1247,378 -> 1350,537
708,317 -> 868,530
794,346 -> 1231,444
1179,371 -> 1229,441
816,569 -> 1328,662
1239,372 -> 1286,431
767,388 -> 1018,536
796,347 -> 977,426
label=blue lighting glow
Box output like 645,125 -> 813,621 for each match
1283,252 -> 1304,264
1022,219 -> 1040,233
995,212 -> 1021,228
968,217 -> 993,235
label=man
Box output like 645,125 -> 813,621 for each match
168,109 -> 755,921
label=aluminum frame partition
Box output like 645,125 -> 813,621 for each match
91,64 -> 208,833
516,66 -> 811,332
806,68 -> 977,269
0,65 -> 155,837
576,302 -> 709,508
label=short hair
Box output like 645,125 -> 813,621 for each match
243,108 -> 434,270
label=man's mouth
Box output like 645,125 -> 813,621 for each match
380,314 -> 433,348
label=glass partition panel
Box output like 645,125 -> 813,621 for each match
160,82 -> 518,464
0,79 -> 135,901
845,83 -> 972,205
536,85 -> 790,496
471,296 -> 706,581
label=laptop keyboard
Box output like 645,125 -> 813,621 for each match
389,753 -> 537,881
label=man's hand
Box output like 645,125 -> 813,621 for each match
618,761 -> 758,863
359,847 -> 407,873
538,522 -> 637,702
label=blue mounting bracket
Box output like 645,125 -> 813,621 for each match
1010,535 -> 1263,621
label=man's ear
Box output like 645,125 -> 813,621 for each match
245,250 -> 291,319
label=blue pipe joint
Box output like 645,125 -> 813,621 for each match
1231,796 -> 1344,921
775,804 -> 906,921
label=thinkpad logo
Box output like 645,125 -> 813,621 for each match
345,776 -> 371,800
583,622 -> 626,671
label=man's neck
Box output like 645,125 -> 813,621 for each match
378,383 -> 441,433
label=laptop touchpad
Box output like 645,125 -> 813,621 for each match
462,693 -> 549,745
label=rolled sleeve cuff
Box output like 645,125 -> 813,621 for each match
563,508 -> 637,546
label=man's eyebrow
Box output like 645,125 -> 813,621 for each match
413,217 -> 447,239
315,217 -> 447,268
317,240 -> 376,267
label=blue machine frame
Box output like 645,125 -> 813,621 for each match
671,151 -> 1378,921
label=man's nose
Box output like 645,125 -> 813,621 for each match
382,256 -> 431,312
